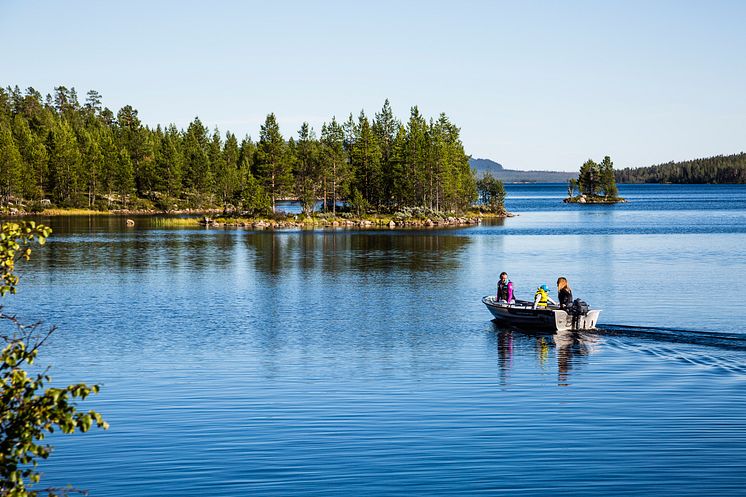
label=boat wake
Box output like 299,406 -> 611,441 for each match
597,324 -> 746,351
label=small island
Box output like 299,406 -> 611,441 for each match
564,156 -> 626,204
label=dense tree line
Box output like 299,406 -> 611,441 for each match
615,153 -> 746,184
0,85 -> 477,214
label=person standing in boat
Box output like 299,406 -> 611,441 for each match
556,277 -> 573,309
533,284 -> 557,309
497,272 -> 515,304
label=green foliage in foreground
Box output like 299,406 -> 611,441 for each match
0,86 -> 477,215
1,221 -> 108,496
615,152 -> 746,184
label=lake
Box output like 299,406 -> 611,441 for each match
5,183 -> 746,495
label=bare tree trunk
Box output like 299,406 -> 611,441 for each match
271,170 -> 276,213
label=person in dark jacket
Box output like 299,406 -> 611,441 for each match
497,272 -> 515,303
557,277 -> 573,309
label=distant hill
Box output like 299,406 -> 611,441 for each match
469,157 -> 576,183
616,152 -> 746,184
469,157 -> 504,174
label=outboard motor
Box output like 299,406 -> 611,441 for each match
569,298 -> 590,330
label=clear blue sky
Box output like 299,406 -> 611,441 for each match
2,0 -> 744,171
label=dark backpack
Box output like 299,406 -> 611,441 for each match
570,298 -> 589,316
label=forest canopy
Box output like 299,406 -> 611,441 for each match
0,85 -> 477,215
615,153 -> 746,184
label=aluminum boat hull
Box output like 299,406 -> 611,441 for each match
482,296 -> 600,332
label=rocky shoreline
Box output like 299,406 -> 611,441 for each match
563,195 -> 627,204
2,207 -> 227,217
201,215 -> 495,230
1,206 -> 511,230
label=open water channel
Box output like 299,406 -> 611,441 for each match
4,183 -> 746,495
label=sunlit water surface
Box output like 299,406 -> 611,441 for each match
5,184 -> 746,495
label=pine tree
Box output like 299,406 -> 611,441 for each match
578,159 -> 600,196
0,122 -> 22,204
84,90 -> 103,116
236,136 -> 257,207
80,128 -> 104,206
116,105 -> 154,197
207,128 -> 224,205
294,123 -> 321,215
215,131 -> 240,211
155,125 -> 183,200
11,114 -> 46,200
350,112 -> 382,210
115,147 -> 135,208
389,125 -> 408,208
256,113 -> 291,212
599,155 -> 618,197
46,120 -> 81,205
373,99 -> 399,208
477,173 -> 506,213
240,169 -> 271,215
182,117 -> 210,195
320,118 -> 348,215
98,127 -> 119,207
405,107 -> 428,206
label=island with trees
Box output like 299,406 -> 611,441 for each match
564,156 -> 625,204
0,85 -> 507,228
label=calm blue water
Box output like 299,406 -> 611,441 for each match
4,183 -> 746,495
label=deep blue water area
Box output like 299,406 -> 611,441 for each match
4,183 -> 746,495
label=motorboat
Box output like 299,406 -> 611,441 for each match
482,295 -> 601,332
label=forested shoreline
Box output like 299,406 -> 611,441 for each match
0,85 -> 480,216
616,153 -> 746,184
